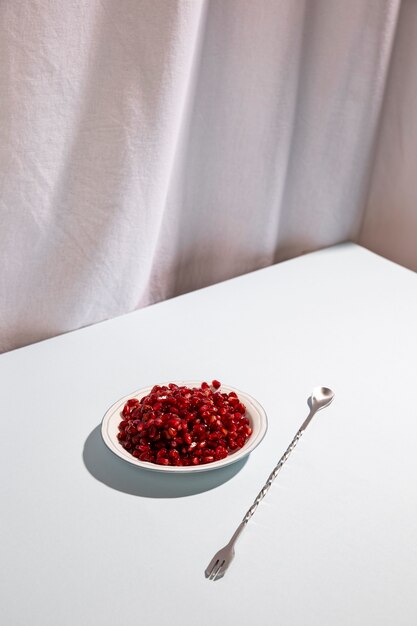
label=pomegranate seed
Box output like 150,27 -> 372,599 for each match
215,446 -> 228,460
212,379 -> 221,389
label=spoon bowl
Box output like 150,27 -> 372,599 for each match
309,386 -> 335,411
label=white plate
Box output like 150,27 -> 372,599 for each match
101,381 -> 268,473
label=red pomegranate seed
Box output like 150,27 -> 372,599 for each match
212,379 -> 221,389
147,426 -> 156,439
215,445 -> 228,460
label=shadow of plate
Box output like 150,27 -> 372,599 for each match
83,425 -> 247,498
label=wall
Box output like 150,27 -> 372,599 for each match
360,0 -> 417,272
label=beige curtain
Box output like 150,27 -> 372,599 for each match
0,1 -> 401,353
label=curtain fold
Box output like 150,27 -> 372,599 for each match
0,0 -> 401,353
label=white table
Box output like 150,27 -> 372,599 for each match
1,243 -> 416,626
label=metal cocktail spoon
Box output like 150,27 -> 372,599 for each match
205,386 -> 335,581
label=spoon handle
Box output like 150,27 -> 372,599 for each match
241,407 -> 317,525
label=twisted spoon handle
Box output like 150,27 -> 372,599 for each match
211,388 -> 335,581
241,421 -> 308,524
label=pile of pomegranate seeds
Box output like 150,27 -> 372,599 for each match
117,380 -> 252,466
